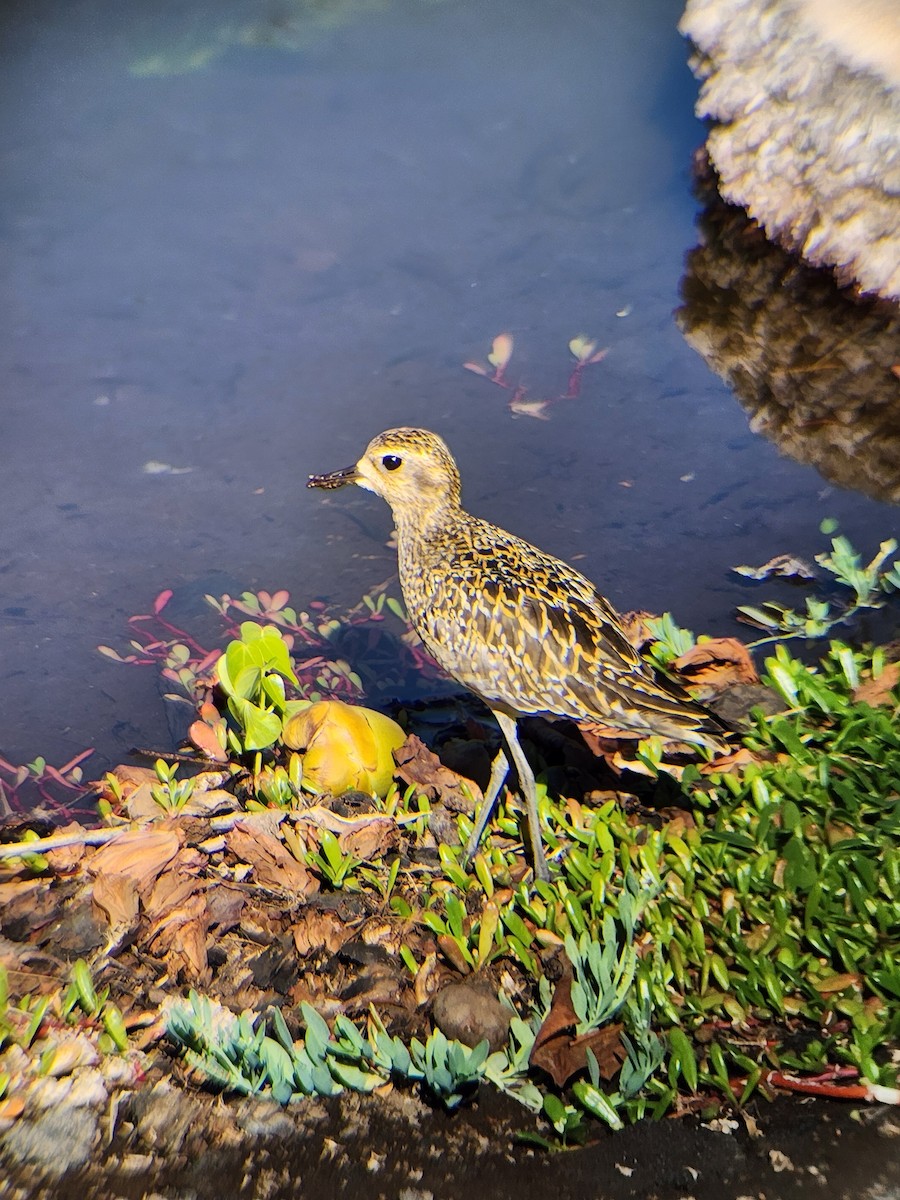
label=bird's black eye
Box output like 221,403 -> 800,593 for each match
382,454 -> 402,471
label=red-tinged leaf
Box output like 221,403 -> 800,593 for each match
588,348 -> 608,364
271,590 -> 290,610
97,645 -> 125,661
463,361 -> 489,376
196,649 -> 223,673
199,701 -> 221,723
153,589 -> 174,614
257,590 -> 272,608
58,749 -> 95,774
43,765 -> 77,789
189,721 -> 229,762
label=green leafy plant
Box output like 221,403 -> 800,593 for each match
150,758 -> 195,813
644,612 -> 697,665
216,622 -> 306,752
307,829 -> 362,891
736,523 -> 900,644
166,992 -> 525,1112
61,959 -> 129,1052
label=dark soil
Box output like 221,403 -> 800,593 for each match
3,1075 -> 899,1200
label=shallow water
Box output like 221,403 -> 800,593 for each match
1,0 -> 897,791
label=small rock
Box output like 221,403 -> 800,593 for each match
431,981 -> 512,1052
0,1107 -> 97,1175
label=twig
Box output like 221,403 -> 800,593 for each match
735,1068 -> 900,1104
0,813 -> 258,860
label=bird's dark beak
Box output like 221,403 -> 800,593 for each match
307,464 -> 360,490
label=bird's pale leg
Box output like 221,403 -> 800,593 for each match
494,712 -> 551,884
462,746 -> 510,867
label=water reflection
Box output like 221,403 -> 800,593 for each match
677,163 -> 900,505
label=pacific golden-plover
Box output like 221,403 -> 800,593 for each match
309,427 -> 727,881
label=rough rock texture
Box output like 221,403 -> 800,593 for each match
680,0 -> 900,300
678,161 -> 900,503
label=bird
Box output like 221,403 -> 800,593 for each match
308,427 -> 728,882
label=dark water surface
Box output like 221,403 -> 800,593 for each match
1,0 -> 896,784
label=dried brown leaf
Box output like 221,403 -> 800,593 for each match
146,890 -> 213,980
91,872 -> 139,930
206,885 -> 246,934
413,952 -> 443,1007
87,827 -> 182,896
852,661 -> 900,707
164,917 -> 211,984
393,734 -> 481,813
44,821 -> 87,873
292,909 -> 351,957
337,817 -> 396,861
674,638 -> 759,689
143,869 -> 207,920
529,973 -> 625,1087
437,934 -> 470,975
226,824 -> 317,896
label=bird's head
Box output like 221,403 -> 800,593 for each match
308,427 -> 462,523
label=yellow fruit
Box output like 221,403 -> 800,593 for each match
282,700 -> 405,797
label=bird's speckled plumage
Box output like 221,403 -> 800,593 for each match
309,427 -> 726,880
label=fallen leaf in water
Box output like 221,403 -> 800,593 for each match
732,554 -> 817,582
142,461 -> 193,475
509,397 -> 552,420
487,332 -> 514,370
530,972 -> 625,1087
852,661 -> 900,707
674,638 -> 759,689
